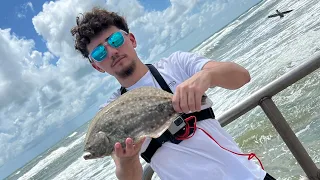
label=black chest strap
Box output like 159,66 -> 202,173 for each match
140,108 -> 214,163
120,64 -> 215,163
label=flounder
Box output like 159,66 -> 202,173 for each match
83,86 -> 205,160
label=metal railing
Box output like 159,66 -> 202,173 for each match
142,52 -> 320,180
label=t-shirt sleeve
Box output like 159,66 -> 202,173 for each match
171,51 -> 212,77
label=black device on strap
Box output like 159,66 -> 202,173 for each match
120,64 -> 215,163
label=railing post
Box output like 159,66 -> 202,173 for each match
142,164 -> 154,180
259,97 -> 320,180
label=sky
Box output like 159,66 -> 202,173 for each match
0,0 -> 262,177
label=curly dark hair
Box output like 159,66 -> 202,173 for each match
71,7 -> 129,59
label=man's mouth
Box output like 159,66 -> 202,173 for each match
112,55 -> 126,67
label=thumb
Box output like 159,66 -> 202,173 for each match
134,137 -> 146,151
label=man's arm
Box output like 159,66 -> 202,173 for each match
172,60 -> 251,113
202,61 -> 251,89
112,138 -> 145,180
113,154 -> 142,180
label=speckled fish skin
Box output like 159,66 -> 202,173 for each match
83,86 -> 180,160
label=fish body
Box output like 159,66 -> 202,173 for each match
83,86 -> 180,160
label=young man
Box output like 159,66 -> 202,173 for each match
71,7 -> 275,180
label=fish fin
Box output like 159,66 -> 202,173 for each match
148,119 -> 173,138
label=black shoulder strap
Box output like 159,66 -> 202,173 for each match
120,64 -> 173,95
120,86 -> 127,95
143,64 -> 174,163
146,64 -> 173,94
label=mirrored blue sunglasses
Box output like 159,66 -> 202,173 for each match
89,30 -> 127,62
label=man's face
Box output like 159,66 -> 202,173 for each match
86,26 -> 138,78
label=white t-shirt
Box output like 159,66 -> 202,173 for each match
102,51 -> 266,180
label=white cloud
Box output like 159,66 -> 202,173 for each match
16,2 -> 35,19
0,0 -> 261,170
0,27 -> 113,167
26,2 -> 34,12
17,13 -> 26,19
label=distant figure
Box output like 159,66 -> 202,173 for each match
268,9 -> 293,18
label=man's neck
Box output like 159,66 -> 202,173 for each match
117,62 -> 149,88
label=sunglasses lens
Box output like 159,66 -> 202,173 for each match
108,31 -> 124,48
90,31 -> 125,62
91,45 -> 107,62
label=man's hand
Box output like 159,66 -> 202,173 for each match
172,70 -> 211,113
172,61 -> 250,114
113,137 -> 145,161
112,137 -> 145,180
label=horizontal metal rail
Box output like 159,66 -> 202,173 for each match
142,52 -> 320,180
218,52 -> 320,127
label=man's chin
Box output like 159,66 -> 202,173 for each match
115,61 -> 136,78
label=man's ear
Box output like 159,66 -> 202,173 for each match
129,33 -> 137,48
91,62 -> 105,73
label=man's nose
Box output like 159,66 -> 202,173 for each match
104,44 -> 119,59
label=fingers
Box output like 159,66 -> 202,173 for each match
180,90 -> 189,113
172,92 -> 182,113
194,93 -> 202,112
125,138 -> 134,152
114,142 -> 124,157
173,85 -> 202,113
113,137 -> 145,159
134,137 -> 146,153
187,90 -> 196,112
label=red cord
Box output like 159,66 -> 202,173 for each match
175,116 -> 197,140
176,116 -> 264,170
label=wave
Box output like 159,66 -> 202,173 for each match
17,135 -> 85,180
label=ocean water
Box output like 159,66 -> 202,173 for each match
5,0 -> 320,179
